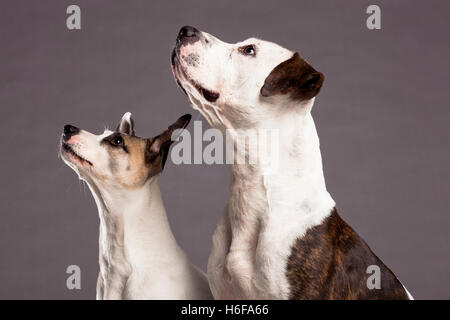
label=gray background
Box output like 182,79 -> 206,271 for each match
0,0 -> 448,299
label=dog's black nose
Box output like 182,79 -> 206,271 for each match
63,125 -> 79,141
178,26 -> 199,39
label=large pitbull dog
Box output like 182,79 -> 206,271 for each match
171,26 -> 412,300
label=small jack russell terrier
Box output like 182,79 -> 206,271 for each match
172,26 -> 413,300
60,112 -> 212,300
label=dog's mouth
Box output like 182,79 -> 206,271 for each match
171,47 -> 220,103
62,142 -> 93,166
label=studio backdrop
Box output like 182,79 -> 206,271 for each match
0,0 -> 449,299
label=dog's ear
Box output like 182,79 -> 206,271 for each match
260,53 -> 324,101
116,112 -> 135,136
145,114 -> 191,172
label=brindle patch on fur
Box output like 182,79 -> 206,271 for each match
286,208 -> 409,300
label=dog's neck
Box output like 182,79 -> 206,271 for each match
226,103 -> 335,238
85,177 -> 182,274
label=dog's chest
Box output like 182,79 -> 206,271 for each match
210,201 -> 334,299
214,207 -> 409,300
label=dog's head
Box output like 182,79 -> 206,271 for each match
60,112 -> 191,189
171,26 -> 324,129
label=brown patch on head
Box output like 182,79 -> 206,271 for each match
108,135 -> 150,189
260,52 -> 324,101
286,208 -> 409,300
101,114 -> 192,189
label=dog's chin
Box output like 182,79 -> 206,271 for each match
61,142 -> 93,167
171,48 -> 220,103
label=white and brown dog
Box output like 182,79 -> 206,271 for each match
60,112 -> 212,300
171,26 -> 412,300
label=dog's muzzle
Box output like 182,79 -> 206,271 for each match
172,25 -> 200,67
171,26 -> 220,103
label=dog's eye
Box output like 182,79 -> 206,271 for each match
239,45 -> 256,56
110,136 -> 123,147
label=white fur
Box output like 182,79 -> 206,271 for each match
173,30 -> 412,300
175,30 -> 334,299
89,176 -> 211,299
207,109 -> 335,299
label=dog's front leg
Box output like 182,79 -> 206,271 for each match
209,207 -> 262,299
208,208 -> 233,299
98,268 -> 129,300
101,280 -> 127,300
96,273 -> 104,300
